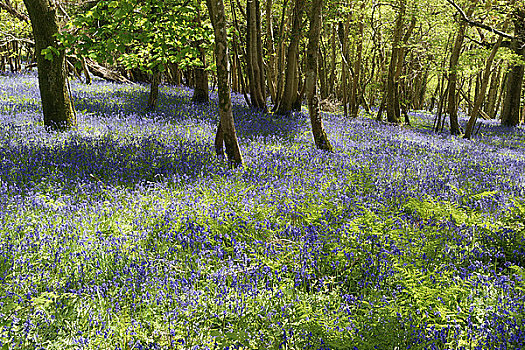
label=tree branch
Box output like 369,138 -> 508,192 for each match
0,30 -> 34,45
445,0 -> 515,40
464,34 -> 511,49
0,1 -> 29,22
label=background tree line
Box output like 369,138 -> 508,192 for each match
1,0 -> 524,165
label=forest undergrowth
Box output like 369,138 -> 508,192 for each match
0,73 -> 524,349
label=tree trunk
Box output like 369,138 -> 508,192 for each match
192,5 -> 209,104
147,69 -> 161,110
206,0 -> 243,167
446,4 -> 475,135
23,0 -> 75,130
350,1 -> 366,118
485,63 -> 501,118
464,31 -> 505,138
246,0 -> 267,109
329,25 -> 337,98
338,18 -> 351,118
305,0 -> 332,152
192,64 -> 209,103
265,0 -> 277,102
275,0 -> 305,115
385,0 -> 405,124
501,8 -> 525,127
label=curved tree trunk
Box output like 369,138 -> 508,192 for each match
206,0 -> 243,167
23,0 -> 75,130
305,0 -> 332,152
464,33 -> 505,138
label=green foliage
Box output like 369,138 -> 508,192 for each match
60,0 -> 214,73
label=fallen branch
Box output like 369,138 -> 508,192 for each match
84,58 -> 134,84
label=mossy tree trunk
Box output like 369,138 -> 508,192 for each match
23,0 -> 75,130
206,0 -> 243,167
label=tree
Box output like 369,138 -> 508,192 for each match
192,1 -> 209,104
70,0 -> 213,109
275,0 -> 305,115
305,0 -> 332,151
205,0 -> 243,167
23,0 -> 75,130
446,3 -> 474,135
446,0 -> 524,128
246,0 -> 267,110
385,0 -> 416,125
501,6 -> 525,127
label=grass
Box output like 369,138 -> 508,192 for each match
0,72 -> 524,349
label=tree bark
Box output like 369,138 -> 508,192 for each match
246,0 -> 267,109
446,4 -> 475,135
385,0 -> 405,124
23,0 -> 75,130
350,1 -> 366,118
206,0 -> 243,167
265,0 -> 277,102
464,31 -> 505,138
305,0 -> 332,152
485,63 -> 501,118
192,5 -> 209,104
501,8 -> 525,127
147,68 -> 161,110
192,64 -> 209,103
275,0 -> 305,115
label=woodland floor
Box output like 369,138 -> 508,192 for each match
0,72 -> 524,349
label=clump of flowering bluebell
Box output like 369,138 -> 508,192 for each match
0,73 -> 523,349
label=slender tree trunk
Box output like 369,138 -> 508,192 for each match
275,0 -> 305,115
338,15 -> 352,118
446,5 -> 474,135
79,54 -> 92,84
385,0 -> 405,124
23,0 -> 75,130
274,0 -> 289,108
305,0 -> 332,151
350,1 -> 366,118
206,0 -> 243,167
501,8 -> 525,127
329,25 -> 337,98
485,63 -> 502,118
265,0 -> 277,102
246,0 -> 267,109
464,32 -> 505,138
